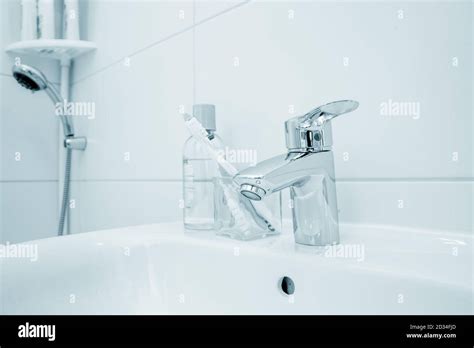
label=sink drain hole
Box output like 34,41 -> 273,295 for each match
279,276 -> 295,295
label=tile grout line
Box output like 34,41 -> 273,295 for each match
336,178 -> 474,182
72,0 -> 251,86
2,178 -> 472,184
21,178 -> 472,183
0,180 -> 59,183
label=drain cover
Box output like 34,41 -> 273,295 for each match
280,276 -> 295,295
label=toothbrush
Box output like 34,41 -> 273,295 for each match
182,113 -> 279,233
183,113 -> 238,176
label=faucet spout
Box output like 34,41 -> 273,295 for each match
234,150 -> 339,246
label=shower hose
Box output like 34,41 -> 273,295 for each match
57,148 -> 72,236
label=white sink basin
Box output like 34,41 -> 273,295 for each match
1,222 -> 472,314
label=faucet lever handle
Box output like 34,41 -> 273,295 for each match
285,100 -> 359,152
299,100 -> 359,129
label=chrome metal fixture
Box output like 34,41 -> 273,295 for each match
13,64 -> 69,134
12,63 -> 88,236
234,100 -> 359,246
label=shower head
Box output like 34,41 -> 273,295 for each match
12,64 -> 73,136
12,64 -> 63,104
12,64 -> 49,92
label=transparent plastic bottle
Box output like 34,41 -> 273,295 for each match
183,104 -> 224,230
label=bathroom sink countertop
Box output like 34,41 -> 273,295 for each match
2,221 -> 472,314
9,221 -> 473,291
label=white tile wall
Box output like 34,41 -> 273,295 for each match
336,181 -> 473,233
2,0 -> 471,241
194,0 -> 249,22
0,77 -> 59,181
74,0 -> 194,83
0,0 -> 60,243
66,0 -> 471,235
68,180 -> 182,234
0,182 -> 58,243
70,31 -> 193,181
194,1 -> 472,179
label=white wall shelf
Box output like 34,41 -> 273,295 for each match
5,39 -> 96,61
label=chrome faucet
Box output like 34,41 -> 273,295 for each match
233,100 -> 359,246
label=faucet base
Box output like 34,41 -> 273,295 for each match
291,173 -> 339,246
